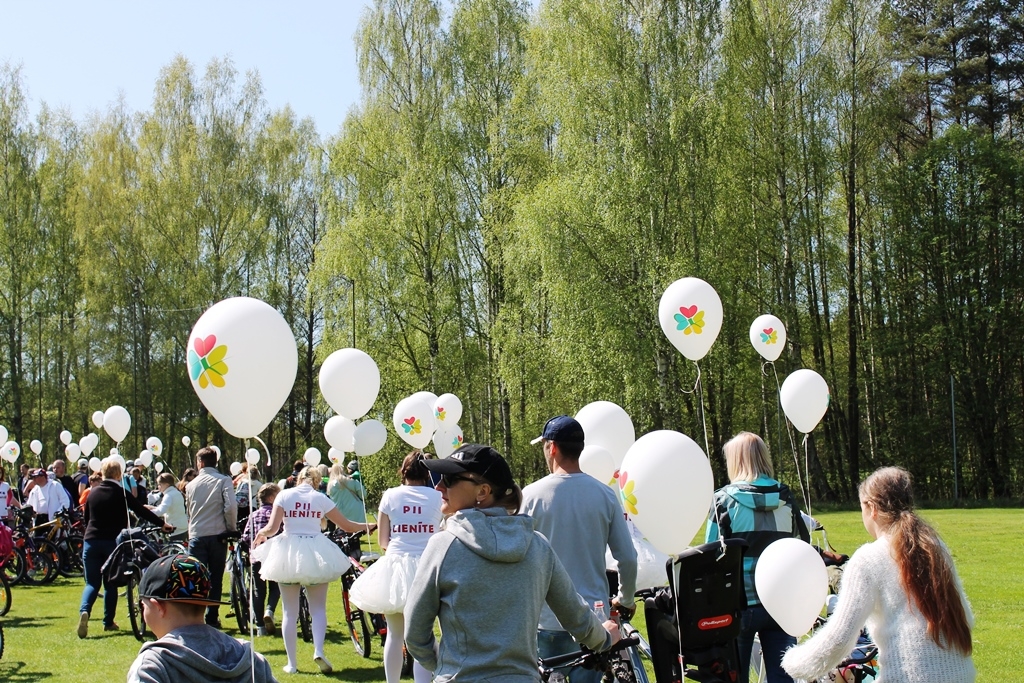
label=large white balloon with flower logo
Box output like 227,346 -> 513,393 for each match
392,395 -> 437,449
617,430 -> 714,555
187,297 -> 298,439
658,277 -> 724,361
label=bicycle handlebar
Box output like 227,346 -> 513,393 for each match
539,634 -> 639,672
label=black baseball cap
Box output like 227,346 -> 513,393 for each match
530,415 -> 585,446
137,554 -> 230,606
423,444 -> 516,496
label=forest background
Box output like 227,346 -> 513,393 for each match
1,0 -> 1021,504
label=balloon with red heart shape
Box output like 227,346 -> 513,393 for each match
392,395 -> 437,449
658,278 -> 723,361
749,314 -> 787,362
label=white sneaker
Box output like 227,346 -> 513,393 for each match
282,664 -> 298,674
314,654 -> 333,674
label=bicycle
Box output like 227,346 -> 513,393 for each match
8,508 -> 57,585
539,634 -> 642,682
228,537 -> 254,634
331,529 -> 377,656
30,508 -> 84,578
0,569 -> 10,617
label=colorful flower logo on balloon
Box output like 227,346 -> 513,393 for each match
402,416 -> 422,435
618,471 -> 638,515
435,406 -> 446,421
673,305 -> 705,336
760,327 -> 778,345
188,335 -> 229,389
451,434 -> 464,449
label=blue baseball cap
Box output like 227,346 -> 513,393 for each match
530,415 -> 585,446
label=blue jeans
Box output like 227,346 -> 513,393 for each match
538,629 -> 603,683
738,604 -> 795,683
79,538 -> 118,626
188,535 -> 227,622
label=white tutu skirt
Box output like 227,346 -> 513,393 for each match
349,552 -> 421,614
250,533 -> 347,585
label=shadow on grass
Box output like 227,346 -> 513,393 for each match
0,661 -> 55,681
1,614 -> 62,629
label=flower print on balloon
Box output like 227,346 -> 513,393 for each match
673,305 -> 705,336
401,416 -> 422,436
618,471 -> 639,516
188,335 -> 229,389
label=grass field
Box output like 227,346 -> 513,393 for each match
0,508 -> 1019,682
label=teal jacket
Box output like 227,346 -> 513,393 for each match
705,475 -> 809,606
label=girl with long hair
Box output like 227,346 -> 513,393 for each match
783,466 -> 975,682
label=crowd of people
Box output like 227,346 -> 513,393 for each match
0,417 -> 976,683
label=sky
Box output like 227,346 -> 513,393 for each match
2,1 -> 371,137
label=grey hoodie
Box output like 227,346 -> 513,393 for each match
405,507 -> 612,682
126,624 -> 277,683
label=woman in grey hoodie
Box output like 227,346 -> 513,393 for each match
405,444 -> 619,682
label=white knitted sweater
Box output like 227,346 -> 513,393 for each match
781,534 -> 975,683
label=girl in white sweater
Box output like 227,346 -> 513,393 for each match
782,466 -> 975,682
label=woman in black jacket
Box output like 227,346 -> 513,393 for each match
77,457 -> 172,638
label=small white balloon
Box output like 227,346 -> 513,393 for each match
575,401 -> 636,467
65,443 -> 81,460
579,444 -> 617,485
138,450 -> 154,468
60,430 -> 73,446
780,369 -> 830,433
154,462 -> 164,473
353,420 -> 388,456
245,448 -> 261,466
181,435 -> 191,447
80,433 -> 98,456
432,424 -> 464,458
393,395 -> 437,449
433,393 -> 463,427
318,348 -> 381,420
91,410 -> 105,429
327,447 -> 343,464
3,441 -> 20,461
111,454 -> 127,472
324,415 -> 357,452
146,436 -> 163,456
304,447 -> 322,467
0,426 -> 7,446
110,447 -> 119,456
89,456 -> 102,473
749,314 -> 787,363
756,538 -> 828,636
103,405 -> 132,443
229,461 -> 243,476
30,439 -> 43,455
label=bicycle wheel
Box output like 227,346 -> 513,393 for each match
231,567 -> 250,634
0,619 -> 4,661
346,607 -> 372,657
0,572 -> 11,616
1,549 -> 25,586
298,589 -> 312,643
58,536 -> 84,578
127,573 -> 148,641
21,547 -> 55,585
33,539 -> 61,584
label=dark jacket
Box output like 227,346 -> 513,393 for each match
83,479 -> 166,542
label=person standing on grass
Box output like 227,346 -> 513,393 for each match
521,415 -> 638,683
241,482 -> 282,636
127,554 -> 277,683
185,446 -> 237,629
350,451 -> 442,683
26,467 -> 70,525
78,457 -> 172,638
783,466 -> 975,683
147,473 -> 189,543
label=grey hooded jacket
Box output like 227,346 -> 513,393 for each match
405,507 -> 612,682
126,624 -> 277,683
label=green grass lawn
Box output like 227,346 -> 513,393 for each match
1,509 -> 1019,682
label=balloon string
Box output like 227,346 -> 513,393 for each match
680,361 -> 701,395
772,363 -> 808,506
803,434 -> 812,518
245,450 -> 256,683
694,362 -> 726,554
252,435 -> 271,468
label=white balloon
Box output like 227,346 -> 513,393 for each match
780,369 -> 830,433
109,447 -> 119,456
575,401 -> 636,467
327,447 -> 343,464
393,395 -> 437,449
579,444 -> 617,485
432,424 -> 464,458
30,439 -> 43,455
658,277 -> 724,361
60,430 -> 73,446
323,415 -> 356,452
411,391 -> 439,409
80,433 -> 98,456
91,410 -> 105,429
0,426 -> 7,447
89,456 -> 102,473
187,297 -> 298,439
138,450 -> 154,468
181,435 -> 191,447
433,393 -> 463,427
618,431 -> 714,555
749,314 -> 787,363
318,348 -> 381,420
103,405 -> 132,443
111,454 -> 127,472
245,448 -> 261,466
2,441 -> 20,461
154,462 -> 164,473
755,538 -> 828,636
65,443 -> 81,460
353,420 -> 388,457
304,447 -> 322,467
146,436 -> 163,456
229,461 -> 243,476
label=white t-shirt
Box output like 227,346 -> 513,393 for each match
0,481 -> 11,518
26,480 -> 70,521
273,483 -> 334,536
379,485 -> 442,555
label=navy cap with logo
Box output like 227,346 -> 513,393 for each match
422,444 -> 516,495
137,554 -> 230,606
529,415 -> 586,446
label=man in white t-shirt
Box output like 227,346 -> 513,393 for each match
25,468 -> 71,524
